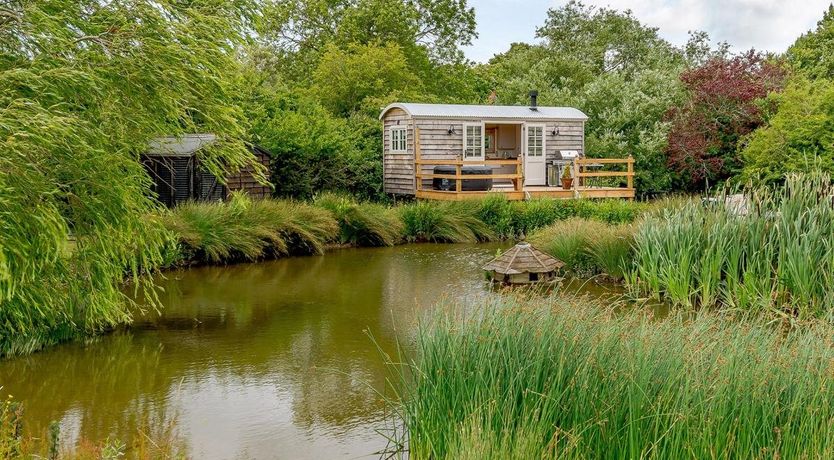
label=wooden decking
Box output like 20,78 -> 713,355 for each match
414,155 -> 636,201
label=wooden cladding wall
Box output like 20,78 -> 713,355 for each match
382,108 -> 415,194
226,148 -> 272,199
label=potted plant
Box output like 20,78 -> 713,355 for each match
561,164 -> 573,190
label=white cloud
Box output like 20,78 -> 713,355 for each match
463,0 -> 832,62
598,0 -> 831,52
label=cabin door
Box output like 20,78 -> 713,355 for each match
524,123 -> 546,186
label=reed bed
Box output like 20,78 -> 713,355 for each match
529,218 -> 634,279
392,296 -> 834,459
630,175 -> 834,318
313,192 -> 402,246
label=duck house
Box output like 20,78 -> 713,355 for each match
483,242 -> 564,284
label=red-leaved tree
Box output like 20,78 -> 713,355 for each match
665,51 -> 786,190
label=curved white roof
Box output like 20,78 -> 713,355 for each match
380,102 -> 588,121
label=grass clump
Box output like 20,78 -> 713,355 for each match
528,218 -> 634,279
313,192 -> 402,246
630,174 -> 834,318
400,200 -> 496,243
163,193 -> 337,264
393,296 -> 834,459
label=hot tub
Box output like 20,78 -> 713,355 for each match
432,165 -> 493,191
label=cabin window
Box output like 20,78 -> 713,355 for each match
463,123 -> 484,159
390,127 -> 407,152
527,125 -> 544,157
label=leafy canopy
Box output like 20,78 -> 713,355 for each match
0,0 -> 259,354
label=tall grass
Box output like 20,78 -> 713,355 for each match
313,192 -> 402,246
163,192 -> 338,264
630,175 -> 834,318
400,200 -> 496,243
529,218 -> 634,279
392,296 -> 834,459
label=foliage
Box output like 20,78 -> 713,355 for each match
665,52 -> 787,190
163,193 -> 338,264
261,0 -> 477,71
630,175 -> 834,319
393,296 -> 834,459
0,0 -> 259,356
741,76 -> 834,183
528,218 -> 633,278
536,1 -> 682,82
243,82 -> 384,200
787,5 -> 834,80
312,42 -> 423,116
399,201 -> 496,243
0,397 -> 22,458
314,193 -> 402,246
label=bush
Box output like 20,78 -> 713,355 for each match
394,296 -> 834,459
314,192 -> 402,246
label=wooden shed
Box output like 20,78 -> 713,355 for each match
483,242 -> 565,284
380,94 -> 635,200
141,134 -> 271,207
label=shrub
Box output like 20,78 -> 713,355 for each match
314,192 -> 402,246
394,296 -> 834,459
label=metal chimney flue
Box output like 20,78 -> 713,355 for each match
529,90 -> 539,110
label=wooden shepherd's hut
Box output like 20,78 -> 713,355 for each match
483,242 -> 564,284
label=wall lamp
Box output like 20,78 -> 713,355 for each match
447,125 -> 457,135
551,127 -> 560,136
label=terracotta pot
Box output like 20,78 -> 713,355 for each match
561,177 -> 573,190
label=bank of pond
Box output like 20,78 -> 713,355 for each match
6,175 -> 834,458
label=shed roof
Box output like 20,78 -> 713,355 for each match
482,242 -> 565,275
146,134 -> 217,157
380,103 -> 588,121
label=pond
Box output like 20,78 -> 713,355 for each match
0,243 -> 625,459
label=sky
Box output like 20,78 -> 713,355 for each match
463,0 -> 833,63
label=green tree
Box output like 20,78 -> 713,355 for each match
741,77 -> 834,183
787,5 -> 834,80
311,42 -> 423,116
0,0 -> 260,355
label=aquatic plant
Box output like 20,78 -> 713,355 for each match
163,193 -> 338,264
630,174 -> 834,318
399,201 -> 496,243
313,192 -> 402,246
528,218 -> 633,278
391,296 -> 834,459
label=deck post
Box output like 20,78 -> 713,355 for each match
627,154 -> 634,190
415,127 -> 422,193
515,156 -> 522,191
572,159 -> 580,198
455,163 -> 462,192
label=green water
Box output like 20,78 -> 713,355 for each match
0,243 -> 624,459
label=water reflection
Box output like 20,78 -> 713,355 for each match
1,244 -> 510,459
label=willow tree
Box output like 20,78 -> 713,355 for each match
0,0 -> 260,355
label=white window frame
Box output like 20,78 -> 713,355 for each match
390,127 -> 407,152
462,122 -> 485,160
526,124 -> 545,158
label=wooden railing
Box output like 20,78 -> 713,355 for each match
573,156 -> 634,192
414,127 -> 522,193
